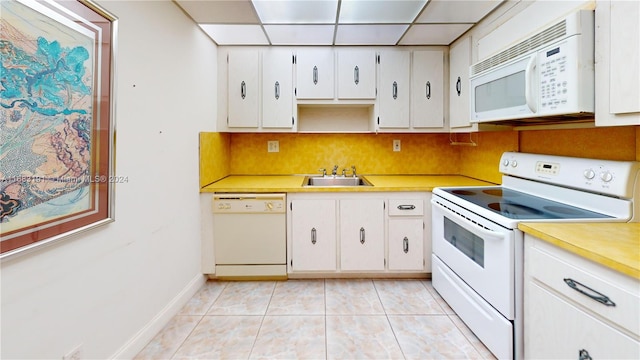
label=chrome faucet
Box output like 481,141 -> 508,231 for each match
351,165 -> 357,177
318,168 -> 327,177
332,165 -> 339,176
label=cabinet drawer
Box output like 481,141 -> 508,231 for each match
388,199 -> 423,216
526,281 -> 640,359
528,240 -> 640,336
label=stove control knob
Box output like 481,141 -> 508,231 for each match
600,171 -> 613,182
583,169 -> 596,180
511,160 -> 518,167
503,159 -> 510,167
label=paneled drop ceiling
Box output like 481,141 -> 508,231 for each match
175,0 -> 505,46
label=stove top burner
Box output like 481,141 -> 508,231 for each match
440,186 -> 612,220
452,190 -> 477,196
488,202 -> 545,217
483,189 -> 503,197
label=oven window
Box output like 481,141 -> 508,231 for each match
444,218 -> 484,268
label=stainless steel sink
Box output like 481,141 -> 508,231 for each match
303,176 -> 372,187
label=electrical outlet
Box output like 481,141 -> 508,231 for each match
63,344 -> 82,360
393,139 -> 401,152
267,140 -> 279,153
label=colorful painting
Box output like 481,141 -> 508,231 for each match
0,0 -> 116,258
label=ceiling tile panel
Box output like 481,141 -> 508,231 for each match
339,0 -> 428,23
263,25 -> 335,45
199,24 -> 269,45
335,24 -> 409,45
253,0 -> 338,23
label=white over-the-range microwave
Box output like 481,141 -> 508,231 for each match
470,10 -> 595,124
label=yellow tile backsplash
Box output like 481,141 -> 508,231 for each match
519,126 -> 638,161
199,125 -> 639,188
229,133 -> 459,176
199,132 -> 230,187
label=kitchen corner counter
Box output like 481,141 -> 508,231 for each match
200,175 -> 495,193
519,222 -> 640,280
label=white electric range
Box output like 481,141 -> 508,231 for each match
431,152 -> 640,359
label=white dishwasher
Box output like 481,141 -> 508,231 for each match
212,193 -> 286,278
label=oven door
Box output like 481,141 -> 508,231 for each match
431,196 -> 515,319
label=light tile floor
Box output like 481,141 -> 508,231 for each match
135,279 -> 497,360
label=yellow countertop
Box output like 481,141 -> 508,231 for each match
519,222 -> 640,280
201,175 -> 495,193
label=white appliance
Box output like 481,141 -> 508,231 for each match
213,193 -> 287,278
470,11 -> 594,124
431,152 -> 640,359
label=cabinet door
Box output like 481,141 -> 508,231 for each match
337,50 -> 377,99
296,49 -> 335,99
339,199 -> 385,271
526,282 -> 640,359
388,218 -> 424,271
228,50 -> 260,128
263,49 -> 295,128
449,36 -> 472,128
595,0 -> 640,126
412,50 -> 445,129
377,51 -> 410,128
291,199 -> 337,271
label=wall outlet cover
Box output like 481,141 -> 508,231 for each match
267,140 -> 279,153
393,139 -> 401,152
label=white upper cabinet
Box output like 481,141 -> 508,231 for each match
227,50 -> 260,128
377,51 -> 411,129
262,49 -> 295,128
595,0 -> 640,126
337,50 -> 377,99
411,50 -> 445,129
449,36 -> 472,129
295,48 -> 335,99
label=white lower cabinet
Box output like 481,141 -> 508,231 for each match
340,198 -> 385,271
287,192 -> 430,275
524,234 -> 640,359
388,218 -> 423,271
290,199 -> 337,271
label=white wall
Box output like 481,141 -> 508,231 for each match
0,1 -> 217,358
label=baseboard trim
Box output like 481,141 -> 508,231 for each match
110,273 -> 206,359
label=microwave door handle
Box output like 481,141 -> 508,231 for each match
525,55 -> 537,113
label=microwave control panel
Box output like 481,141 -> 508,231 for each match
538,40 -> 575,111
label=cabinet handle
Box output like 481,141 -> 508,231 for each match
360,227 -> 365,244
456,76 -> 461,96
241,81 -> 246,99
563,278 -> 616,307
397,205 -> 416,210
578,349 -> 592,360
403,237 -> 409,253
426,81 -> 431,99
392,81 -> 398,99
311,227 -> 317,245
274,81 -> 280,100
313,66 -> 318,85
354,65 -> 359,85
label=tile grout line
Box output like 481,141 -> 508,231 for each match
169,281 -> 229,360
246,281 -> 278,360
372,279 -> 408,360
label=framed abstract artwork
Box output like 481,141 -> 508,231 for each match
1,0 -> 117,258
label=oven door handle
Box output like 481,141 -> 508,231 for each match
432,200 -> 507,241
